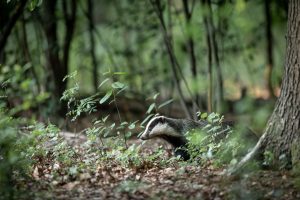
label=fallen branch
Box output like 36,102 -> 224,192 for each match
227,128 -> 268,175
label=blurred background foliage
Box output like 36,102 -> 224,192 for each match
0,1 -> 291,197
0,0 -> 287,129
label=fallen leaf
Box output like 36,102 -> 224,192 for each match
63,181 -> 80,190
32,166 -> 40,180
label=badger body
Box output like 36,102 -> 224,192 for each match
139,116 -> 212,160
139,115 -> 258,161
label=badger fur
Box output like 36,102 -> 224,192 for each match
139,116 -> 216,160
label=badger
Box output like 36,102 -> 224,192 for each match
139,115 -> 231,160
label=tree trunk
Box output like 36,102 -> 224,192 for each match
230,0 -> 300,174
0,0 -> 28,57
182,0 -> 202,118
203,15 -> 213,113
201,0 -> 224,113
42,0 -> 64,97
40,0 -> 76,116
264,0 -> 275,98
87,0 -> 99,92
261,0 -> 300,168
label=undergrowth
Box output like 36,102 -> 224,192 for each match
0,69 -> 260,199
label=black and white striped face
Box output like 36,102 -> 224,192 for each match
139,116 -> 179,140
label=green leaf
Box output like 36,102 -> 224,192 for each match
110,123 -> 116,129
201,112 -> 208,119
113,72 -> 127,75
63,70 -> 77,82
141,114 -> 154,126
121,122 -> 128,126
158,99 -> 173,109
100,90 -> 112,104
112,82 -> 125,89
69,166 -> 78,176
146,103 -> 156,114
153,93 -> 160,100
128,123 -> 136,130
125,131 -> 132,138
102,115 -> 110,122
116,86 -> 128,95
98,78 -> 110,88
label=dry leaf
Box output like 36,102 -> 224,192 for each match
32,166 -> 40,180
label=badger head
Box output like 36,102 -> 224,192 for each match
139,116 -> 179,140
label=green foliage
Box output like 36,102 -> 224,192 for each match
28,0 -> 43,11
0,107 -> 49,197
112,144 -> 142,167
0,64 -> 49,116
184,112 -> 258,167
185,112 -> 229,162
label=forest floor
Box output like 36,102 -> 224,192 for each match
17,132 -> 300,200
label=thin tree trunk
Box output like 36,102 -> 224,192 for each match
41,0 -> 62,97
182,0 -> 201,118
21,14 -> 41,92
0,0 -> 28,56
206,0 -> 224,112
150,0 -> 192,119
87,0 -> 98,92
182,0 -> 197,78
78,1 -> 117,72
62,0 -> 77,82
264,0 -> 275,98
40,0 -> 76,115
201,0 -> 214,112
203,15 -> 213,113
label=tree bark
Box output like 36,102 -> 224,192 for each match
232,0 -> 300,172
261,0 -> 300,168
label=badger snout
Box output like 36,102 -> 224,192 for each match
139,131 -> 149,140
